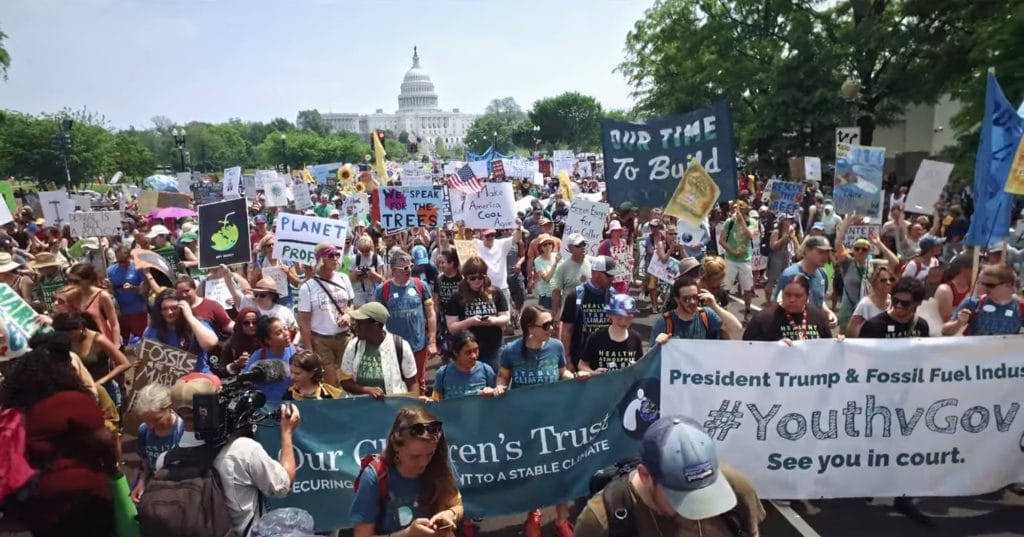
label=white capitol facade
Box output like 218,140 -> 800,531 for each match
318,48 -> 477,149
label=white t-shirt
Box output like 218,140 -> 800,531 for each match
853,296 -> 887,322
901,256 -> 940,281
474,237 -> 514,290
297,273 -> 356,336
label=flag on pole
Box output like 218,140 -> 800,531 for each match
966,72 -> 1024,247
372,130 -> 389,185
446,165 -> 484,195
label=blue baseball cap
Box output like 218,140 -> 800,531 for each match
641,416 -> 737,519
606,294 -> 638,317
412,245 -> 429,265
254,214 -> 268,224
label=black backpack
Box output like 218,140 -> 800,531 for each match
137,443 -> 241,537
587,458 -> 748,537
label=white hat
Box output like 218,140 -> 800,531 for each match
81,237 -> 100,250
608,220 -> 623,232
329,208 -> 341,216
146,225 -> 171,239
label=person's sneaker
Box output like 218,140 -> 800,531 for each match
553,519 -> 574,537
524,510 -> 543,537
893,497 -> 933,526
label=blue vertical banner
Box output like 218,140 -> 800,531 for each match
966,72 -> 1024,247
601,101 -> 738,209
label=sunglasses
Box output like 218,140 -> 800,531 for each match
466,274 -> 485,281
891,297 -> 915,308
320,252 -> 342,259
242,319 -> 258,326
533,321 -> 554,331
254,292 -> 275,299
853,247 -> 869,252
401,420 -> 443,437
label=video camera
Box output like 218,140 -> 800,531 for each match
192,358 -> 289,444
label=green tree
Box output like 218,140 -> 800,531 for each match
398,131 -> 410,144
0,27 -> 11,81
528,92 -> 603,152
296,109 -> 332,137
105,132 -> 155,179
485,97 -> 527,126
465,115 -> 516,155
434,137 -> 450,159
0,112 -> 66,183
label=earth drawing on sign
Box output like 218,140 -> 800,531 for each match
211,211 -> 239,252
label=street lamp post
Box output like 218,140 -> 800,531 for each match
532,125 -> 541,157
492,131 -> 498,151
52,118 -> 74,187
280,134 -> 288,173
171,128 -> 187,172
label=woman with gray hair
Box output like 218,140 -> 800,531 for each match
130,383 -> 185,502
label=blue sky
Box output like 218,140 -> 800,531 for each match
0,0 -> 652,129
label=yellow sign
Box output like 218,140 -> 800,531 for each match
1005,137 -> 1024,195
664,161 -> 721,226
454,240 -> 480,265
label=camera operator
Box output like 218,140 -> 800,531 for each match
152,376 -> 300,536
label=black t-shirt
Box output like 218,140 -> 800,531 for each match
580,329 -> 644,372
561,283 -> 611,362
412,264 -> 439,288
858,312 -> 930,339
435,273 -> 463,313
444,288 -> 509,360
743,305 -> 833,341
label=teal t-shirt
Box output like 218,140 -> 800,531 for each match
350,464 -> 423,533
499,338 -> 566,388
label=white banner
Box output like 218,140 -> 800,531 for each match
560,199 -> 609,258
69,211 -> 122,237
905,160 -> 953,215
660,337 -> 1024,499
272,213 -> 349,264
450,183 -> 517,229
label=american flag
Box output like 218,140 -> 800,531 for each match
446,164 -> 484,195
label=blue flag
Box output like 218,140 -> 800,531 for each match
966,73 -> 1024,247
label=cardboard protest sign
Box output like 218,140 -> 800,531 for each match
647,255 -> 680,285
292,181 -> 313,211
449,183 -> 517,230
905,160 -> 953,214
342,193 -> 370,227
372,186 -> 442,233
0,283 -> 41,359
68,211 -> 122,237
663,162 -> 720,227
454,240 -> 480,264
768,181 -> 803,215
198,197 -> 251,269
263,266 -> 290,296
835,145 -> 885,219
191,182 -> 223,205
263,173 -> 289,207
561,199 -> 609,257
273,212 -> 349,264
788,157 -> 806,181
38,190 -> 74,227
602,101 -> 737,209
124,339 -> 197,423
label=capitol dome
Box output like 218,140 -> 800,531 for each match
398,47 -> 439,112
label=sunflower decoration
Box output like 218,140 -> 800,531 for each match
338,165 -> 355,183
355,182 -> 366,194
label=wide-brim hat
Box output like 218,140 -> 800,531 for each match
253,277 -> 280,295
30,252 -> 62,269
0,252 -> 20,273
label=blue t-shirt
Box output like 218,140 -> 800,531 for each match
649,309 -> 723,345
954,296 -> 1023,336
434,361 -> 496,400
136,414 -> 185,470
773,263 -> 828,308
244,345 -> 299,401
374,280 -> 433,352
499,338 -> 566,388
351,464 -> 424,533
108,263 -> 147,315
143,322 -> 215,373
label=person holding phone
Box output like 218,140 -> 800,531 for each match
444,256 -> 509,371
351,407 -> 463,537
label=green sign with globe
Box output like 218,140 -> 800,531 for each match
198,197 -> 251,268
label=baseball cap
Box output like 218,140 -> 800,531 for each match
146,224 -> 171,239
641,416 -> 737,520
179,232 -> 198,244
254,214 -> 268,224
0,237 -> 14,250
482,228 -> 497,236
608,220 -> 623,232
350,302 -> 390,324
170,376 -> 217,411
329,208 -> 341,217
811,222 -> 826,231
592,255 -> 625,277
803,235 -> 832,251
412,245 -> 429,265
567,233 -> 587,247
919,235 -> 945,251
606,294 -> 638,317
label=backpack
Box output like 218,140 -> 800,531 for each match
382,278 -> 426,308
588,459 -> 748,537
661,309 -> 711,339
0,408 -> 39,509
137,443 -> 241,537
354,454 -> 390,529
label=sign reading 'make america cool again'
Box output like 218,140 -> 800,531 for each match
256,336 -> 1024,531
601,101 -> 738,209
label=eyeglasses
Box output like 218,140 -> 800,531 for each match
320,252 -> 341,259
466,274 -> 485,281
680,295 -> 700,303
891,297 -> 915,308
533,321 -> 554,331
254,292 -> 274,299
242,319 -> 257,326
401,420 -> 443,437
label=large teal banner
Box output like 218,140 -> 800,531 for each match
256,349 -> 663,531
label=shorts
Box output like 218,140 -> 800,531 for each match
312,332 -> 352,386
507,273 -> 527,309
724,260 -> 754,293
538,295 -> 553,309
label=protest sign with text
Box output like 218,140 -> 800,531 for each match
0,283 -> 41,359
223,166 -> 242,198
602,101 -> 737,209
273,213 -> 349,265
835,145 -> 885,219
661,337 -> 1024,499
198,197 -> 251,269
372,186 -> 442,232
560,199 -> 609,257
450,183 -> 517,229
68,211 -> 122,237
835,127 -> 860,161
291,181 -> 313,211
663,161 -> 720,227
124,339 -> 197,421
768,181 -> 803,215
38,190 -> 73,227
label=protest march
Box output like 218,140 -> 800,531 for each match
2,3 -> 1024,537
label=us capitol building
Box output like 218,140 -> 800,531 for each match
318,47 -> 477,149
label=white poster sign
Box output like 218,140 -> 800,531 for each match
449,183 -> 517,230
38,190 -> 74,227
254,170 -> 276,191
503,159 -> 539,179
342,193 -> 369,227
560,199 -> 609,258
263,173 -> 289,207
842,223 -> 881,250
578,160 -> 593,178
176,172 -> 192,194
646,255 -> 680,285
904,160 -> 954,215
291,181 -> 313,211
69,194 -> 92,211
223,166 -> 242,199
243,175 -> 258,200
262,266 -> 290,296
402,174 -> 432,187
203,277 -> 233,307
69,211 -> 122,237
552,150 -> 575,175
661,337 -> 1024,499
272,213 -> 349,264
804,157 -> 822,182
